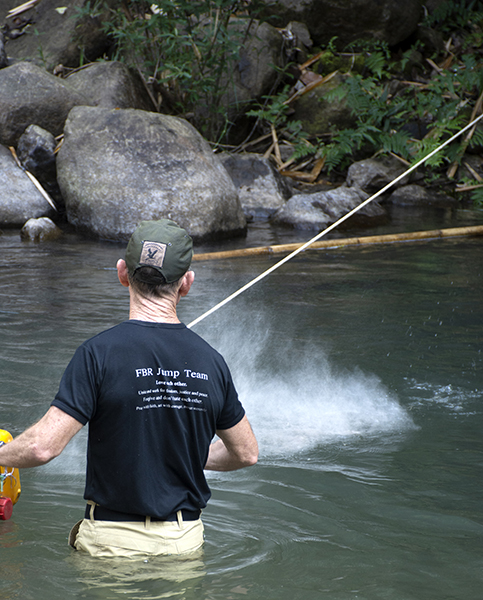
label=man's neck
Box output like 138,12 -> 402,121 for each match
128,290 -> 180,324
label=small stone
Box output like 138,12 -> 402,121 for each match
20,217 -> 63,242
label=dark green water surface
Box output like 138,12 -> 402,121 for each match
1,210 -> 482,599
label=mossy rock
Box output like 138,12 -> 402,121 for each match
314,51 -> 365,76
291,74 -> 356,136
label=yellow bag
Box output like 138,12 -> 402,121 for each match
0,429 -> 21,520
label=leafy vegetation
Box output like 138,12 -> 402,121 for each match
82,0 -> 263,141
80,0 -> 483,203
246,1 -> 483,202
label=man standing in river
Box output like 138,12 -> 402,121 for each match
0,219 -> 258,556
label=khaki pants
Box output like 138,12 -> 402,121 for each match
69,512 -> 204,558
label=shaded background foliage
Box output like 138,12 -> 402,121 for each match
85,0 -> 483,203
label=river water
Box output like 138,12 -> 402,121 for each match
1,206 -> 482,600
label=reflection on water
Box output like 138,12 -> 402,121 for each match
68,550 -> 206,599
1,214 -> 483,600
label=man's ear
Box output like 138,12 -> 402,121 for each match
117,259 -> 130,288
179,270 -> 195,298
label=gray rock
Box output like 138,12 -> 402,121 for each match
257,0 -> 422,48
287,21 -> 313,50
0,62 -> 93,146
283,21 -> 313,63
17,125 -> 57,172
292,73 -> 356,136
455,154 -> 483,182
20,217 -> 63,242
0,145 -> 55,225
415,26 -> 446,56
219,153 -> 292,219
196,18 -> 284,141
228,20 -> 284,104
17,125 -> 63,206
386,184 -> 457,206
272,185 -> 387,230
65,62 -> 154,111
57,106 -> 246,241
0,30 -> 7,69
0,0 -> 114,71
346,157 -> 412,194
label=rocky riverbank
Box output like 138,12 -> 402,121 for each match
0,0 -> 481,243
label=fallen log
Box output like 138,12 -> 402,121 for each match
193,225 -> 483,261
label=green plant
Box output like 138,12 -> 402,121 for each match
33,28 -> 47,68
250,25 -> 482,187
423,0 -> 483,52
423,0 -> 483,32
471,186 -> 483,206
246,85 -> 293,129
91,0 -> 262,140
313,41 -> 482,174
72,0 -> 105,20
81,0 -> 483,204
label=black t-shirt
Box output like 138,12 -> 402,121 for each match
52,320 -> 245,518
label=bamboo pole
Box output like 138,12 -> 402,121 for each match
192,225 -> 483,262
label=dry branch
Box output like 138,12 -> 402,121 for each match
7,0 -> 41,19
447,90 -> 483,179
8,147 -> 57,211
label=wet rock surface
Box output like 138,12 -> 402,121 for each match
0,0 -> 479,241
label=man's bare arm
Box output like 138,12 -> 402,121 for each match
0,406 -> 83,468
205,415 -> 258,471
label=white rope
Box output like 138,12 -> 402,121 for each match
188,113 -> 483,329
0,468 -> 15,493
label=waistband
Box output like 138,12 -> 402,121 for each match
85,504 -> 201,523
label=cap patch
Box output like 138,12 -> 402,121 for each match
139,241 -> 167,268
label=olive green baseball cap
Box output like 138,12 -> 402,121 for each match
125,220 -> 193,283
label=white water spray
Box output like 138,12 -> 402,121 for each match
239,361 -> 414,456
201,310 -> 415,458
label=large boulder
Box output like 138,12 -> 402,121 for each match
0,62 -> 92,147
64,61 -> 155,111
196,18 -> 285,142
0,0 -> 114,71
272,184 -> 387,230
56,106 -> 247,241
0,145 -> 56,226
256,0 -> 423,48
219,153 -> 292,219
224,19 -> 284,110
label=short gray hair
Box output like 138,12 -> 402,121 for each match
129,266 -> 182,298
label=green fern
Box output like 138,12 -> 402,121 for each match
471,186 -> 483,206
423,0 -> 483,34
379,131 -> 411,157
315,126 -> 375,173
469,125 -> 483,148
365,51 -> 387,79
246,86 -> 293,129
